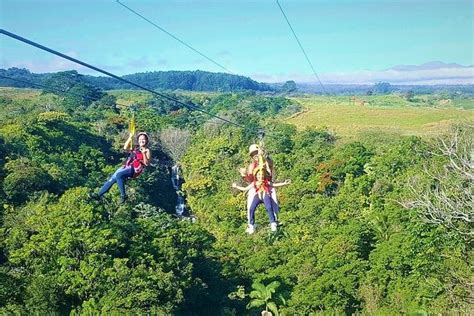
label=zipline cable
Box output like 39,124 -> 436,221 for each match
116,0 -> 234,74
0,29 -> 245,128
275,0 -> 327,95
1,76 -> 285,152
0,74 -> 285,145
0,75 -> 285,144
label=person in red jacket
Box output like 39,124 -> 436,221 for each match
90,132 -> 151,204
233,168 -> 290,234
239,144 -> 280,220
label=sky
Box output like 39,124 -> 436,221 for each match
1,0 -> 473,84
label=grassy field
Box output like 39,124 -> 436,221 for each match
0,87 -> 43,99
287,95 -> 474,139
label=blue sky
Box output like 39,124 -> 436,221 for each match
1,0 -> 473,83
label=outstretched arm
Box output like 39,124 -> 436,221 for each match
232,182 -> 253,192
123,133 -> 133,150
272,179 -> 291,188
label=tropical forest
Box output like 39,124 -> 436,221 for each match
0,68 -> 472,315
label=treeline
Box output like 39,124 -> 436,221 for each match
0,86 -> 471,314
0,67 -> 271,92
3,67 -> 473,97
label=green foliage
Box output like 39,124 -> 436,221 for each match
248,280 -> 283,315
265,123 -> 296,154
281,80 -> 297,93
181,118 -> 471,314
1,189 -> 224,314
117,70 -> 271,91
405,90 -> 415,101
131,162 -> 177,212
63,82 -> 104,110
92,94 -> 118,112
43,71 -> 104,111
373,82 -> 393,94
37,111 -> 71,122
3,158 -> 53,203
0,86 -> 471,315
0,67 -> 44,88
0,118 -> 111,195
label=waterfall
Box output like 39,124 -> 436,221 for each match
171,164 -> 195,222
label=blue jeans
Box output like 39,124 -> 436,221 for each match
98,166 -> 134,198
248,194 -> 276,225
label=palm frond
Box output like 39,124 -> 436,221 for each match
267,281 -> 281,291
252,281 -> 267,293
267,301 -> 279,316
249,290 -> 263,299
247,299 -> 265,309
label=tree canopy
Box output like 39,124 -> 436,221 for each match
0,86 -> 471,314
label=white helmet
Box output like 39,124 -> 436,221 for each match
248,144 -> 259,156
137,132 -> 149,145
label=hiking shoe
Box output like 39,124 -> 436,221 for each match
245,224 -> 255,235
270,222 -> 278,232
88,192 -> 101,201
119,196 -> 128,205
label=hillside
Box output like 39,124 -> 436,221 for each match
0,67 -> 271,92
3,67 -> 474,96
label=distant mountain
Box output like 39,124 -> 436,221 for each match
271,62 -> 473,86
387,61 -> 471,72
0,68 -> 272,92
293,82 -> 474,95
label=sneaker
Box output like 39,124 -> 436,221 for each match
119,196 -> 128,204
270,222 -> 278,232
88,192 -> 101,201
245,224 -> 255,234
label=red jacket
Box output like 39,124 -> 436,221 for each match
244,160 -> 274,183
125,148 -> 145,177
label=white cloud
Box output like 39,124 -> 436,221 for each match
0,53 -> 171,75
322,67 -> 474,85
252,65 -> 474,85
1,51 -> 97,74
2,56 -> 473,85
